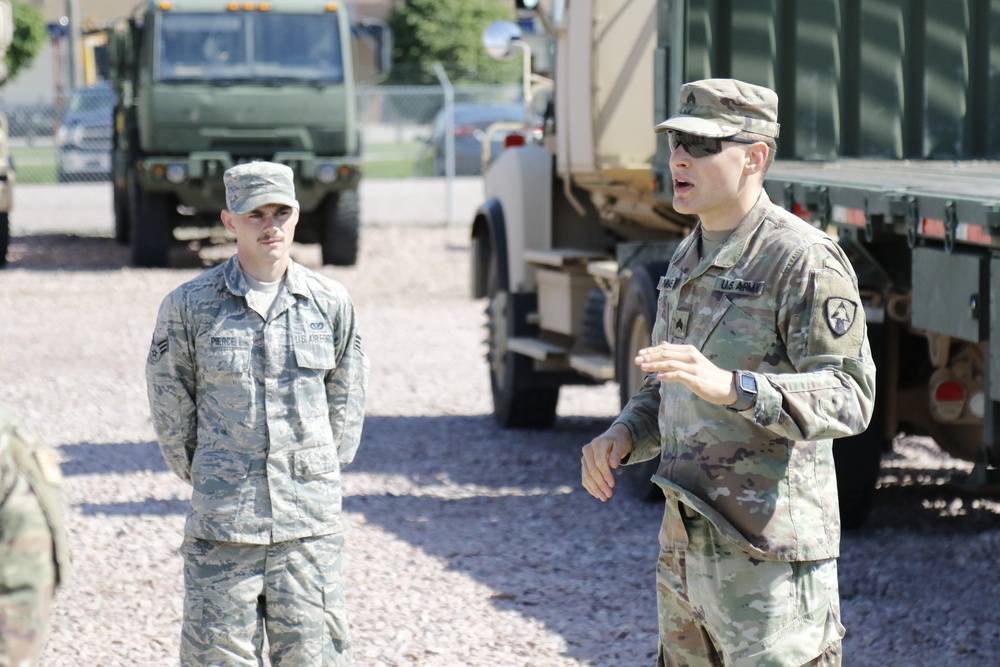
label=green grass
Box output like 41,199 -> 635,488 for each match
11,145 -> 57,184
362,140 -> 426,179
9,140 -> 429,184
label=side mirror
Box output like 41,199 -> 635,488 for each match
353,18 -> 393,84
482,21 -> 523,61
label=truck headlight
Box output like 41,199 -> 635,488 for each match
316,164 -> 337,184
166,164 -> 188,184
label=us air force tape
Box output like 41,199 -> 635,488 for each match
808,269 -> 865,357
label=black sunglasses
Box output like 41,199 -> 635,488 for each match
666,130 -> 756,158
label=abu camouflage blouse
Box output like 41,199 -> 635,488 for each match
146,256 -> 369,545
615,191 -> 876,561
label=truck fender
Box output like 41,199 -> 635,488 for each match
471,197 -> 510,298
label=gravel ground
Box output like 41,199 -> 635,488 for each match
2,184 -> 1000,666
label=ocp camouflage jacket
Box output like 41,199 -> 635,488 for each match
615,191 -> 876,561
146,256 -> 369,544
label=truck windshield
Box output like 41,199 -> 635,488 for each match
155,12 -> 343,84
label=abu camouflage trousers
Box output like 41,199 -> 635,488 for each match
180,532 -> 352,667
0,478 -> 56,667
656,505 -> 844,667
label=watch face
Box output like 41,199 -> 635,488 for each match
739,373 -> 757,393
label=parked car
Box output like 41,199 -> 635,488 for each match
1,102 -> 60,139
56,83 -> 115,182
416,102 -> 539,176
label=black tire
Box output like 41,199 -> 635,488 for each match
129,171 -> 173,268
614,263 -> 670,501
833,321 -> 887,529
486,245 -> 559,429
580,288 -> 610,352
0,211 -> 9,268
321,190 -> 360,266
113,162 -> 131,245
833,427 -> 883,530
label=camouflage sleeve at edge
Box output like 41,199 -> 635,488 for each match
326,298 -> 369,467
613,374 -> 663,464
145,292 -> 198,483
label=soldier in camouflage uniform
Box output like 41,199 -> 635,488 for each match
0,405 -> 68,666
146,162 -> 369,666
581,80 -> 876,666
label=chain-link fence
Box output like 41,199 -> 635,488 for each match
1,83 -> 523,184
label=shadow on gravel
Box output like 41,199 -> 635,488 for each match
346,414 -> 663,666
78,497 -> 189,517
59,441 -> 169,476
3,233 -> 234,271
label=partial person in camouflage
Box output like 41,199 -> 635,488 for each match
146,161 -> 369,666
0,405 -> 68,666
581,79 -> 876,666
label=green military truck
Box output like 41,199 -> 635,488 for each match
108,0 -> 390,267
474,0 -> 1000,527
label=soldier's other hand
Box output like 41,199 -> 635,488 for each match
635,342 -> 737,406
581,423 -> 634,502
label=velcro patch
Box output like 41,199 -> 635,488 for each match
148,338 -> 168,363
808,271 -> 865,357
714,276 -> 766,295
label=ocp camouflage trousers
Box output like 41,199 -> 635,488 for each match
180,532 -> 352,667
0,479 -> 56,667
656,504 -> 844,667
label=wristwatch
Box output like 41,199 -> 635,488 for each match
727,371 -> 758,412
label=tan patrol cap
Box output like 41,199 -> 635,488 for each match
224,161 -> 300,215
654,78 -> 780,139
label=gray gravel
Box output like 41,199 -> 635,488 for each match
2,183 -> 1000,666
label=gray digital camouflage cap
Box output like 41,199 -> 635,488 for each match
654,78 -> 780,139
224,161 -> 300,214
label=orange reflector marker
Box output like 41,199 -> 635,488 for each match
227,2 -> 239,9
159,1 -> 171,9
151,164 -> 167,179
326,3 -> 338,11
338,165 -> 352,177
259,2 -> 270,9
244,2 -> 255,10
504,134 -> 525,148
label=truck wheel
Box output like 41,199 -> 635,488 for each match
834,321 -> 887,529
321,190 -> 360,266
580,288 -> 610,352
833,428 -> 883,530
0,211 -> 9,268
113,170 -> 130,245
486,252 -> 559,428
614,263 -> 670,501
129,173 -> 173,268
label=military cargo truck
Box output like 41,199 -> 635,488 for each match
473,0 -> 1000,527
108,0 -> 390,267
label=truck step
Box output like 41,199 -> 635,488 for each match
569,353 -> 615,381
506,336 -> 569,361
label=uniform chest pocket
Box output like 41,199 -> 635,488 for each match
294,343 -> 338,417
702,296 -> 777,372
200,343 -> 254,417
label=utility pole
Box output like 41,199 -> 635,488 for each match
66,0 -> 83,89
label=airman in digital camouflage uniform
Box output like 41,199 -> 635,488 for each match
146,162 -> 369,666
581,80 -> 876,666
0,405 -> 68,666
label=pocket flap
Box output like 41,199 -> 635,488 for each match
293,447 -> 338,477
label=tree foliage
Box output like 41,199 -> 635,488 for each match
387,0 -> 519,85
4,0 -> 46,84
